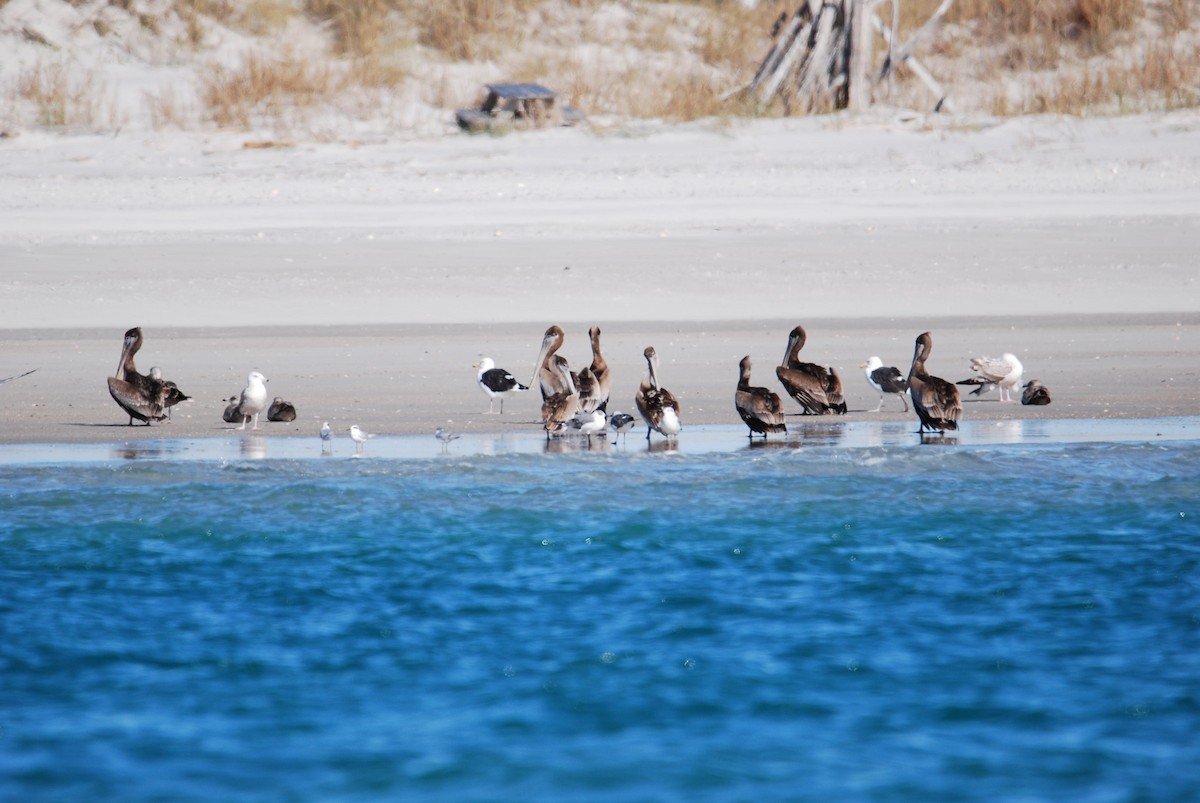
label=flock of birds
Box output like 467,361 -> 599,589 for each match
102,323 -> 1052,452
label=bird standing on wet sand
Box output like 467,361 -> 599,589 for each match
635,346 -> 681,441
435,427 -> 461,450
861,356 -> 909,412
107,327 -> 188,425
349,424 -> 374,452
609,411 -> 636,444
908,332 -> 961,434
958,352 -> 1024,402
735,355 -> 787,438
776,324 -> 846,415
475,357 -> 528,414
235,371 -> 269,431
320,421 -> 333,452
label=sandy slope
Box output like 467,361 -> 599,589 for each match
1,113 -> 1198,443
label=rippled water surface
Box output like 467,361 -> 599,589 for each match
3,421 -> 1199,801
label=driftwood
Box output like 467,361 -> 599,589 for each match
736,0 -> 953,114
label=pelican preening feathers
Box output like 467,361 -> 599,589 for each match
908,332 -> 962,434
735,356 -> 787,438
776,325 -> 846,416
957,352 -> 1024,402
635,346 -> 681,441
541,354 -> 580,436
475,357 -> 528,414
107,327 -> 190,425
861,356 -> 910,412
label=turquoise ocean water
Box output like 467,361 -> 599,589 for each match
3,420 -> 1198,801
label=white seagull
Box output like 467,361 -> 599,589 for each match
474,357 -> 529,414
958,353 -> 1024,402
236,371 -> 269,430
568,401 -> 608,437
320,421 -> 333,452
861,356 -> 910,412
349,424 -> 374,452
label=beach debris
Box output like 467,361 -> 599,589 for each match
1021,380 -> 1053,406
456,83 -> 585,133
267,397 -> 297,422
957,353 -> 1024,402
861,356 -> 909,412
735,356 -> 788,438
474,357 -> 529,414
0,368 -> 37,385
732,0 -> 953,114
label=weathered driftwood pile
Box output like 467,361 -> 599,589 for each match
737,0 -> 954,114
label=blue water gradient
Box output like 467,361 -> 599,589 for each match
2,432 -> 1198,801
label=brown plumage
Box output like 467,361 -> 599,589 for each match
106,327 -> 178,425
541,355 -> 579,436
531,325 -> 568,401
267,397 -> 298,422
907,331 -> 961,434
776,324 -> 846,415
221,395 -> 241,423
578,325 -> 612,413
635,346 -> 682,440
1021,380 -> 1052,406
735,356 -> 787,437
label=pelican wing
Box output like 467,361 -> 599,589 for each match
777,366 -> 834,415
108,376 -> 165,423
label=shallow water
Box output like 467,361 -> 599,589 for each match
2,420 -> 1198,801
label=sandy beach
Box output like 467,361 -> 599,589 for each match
2,113 -> 1198,445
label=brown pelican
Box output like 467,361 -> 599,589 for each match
908,332 -> 961,434
735,356 -> 787,438
235,371 -> 269,430
776,325 -> 846,415
577,325 -> 612,413
107,327 -> 182,425
475,357 -> 529,414
267,397 -> 297,422
635,346 -> 681,441
530,325 -> 568,400
957,353 -> 1024,402
861,356 -> 910,412
1021,379 -> 1052,406
221,395 -> 241,423
541,355 -> 579,437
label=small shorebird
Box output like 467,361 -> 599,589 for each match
908,332 -> 961,435
319,421 -> 333,452
568,401 -> 608,437
349,424 -> 374,452
267,397 -> 297,422
435,427 -> 461,450
474,357 -> 529,414
957,353 -> 1024,402
235,371 -> 269,430
861,356 -> 910,412
609,411 -> 636,444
